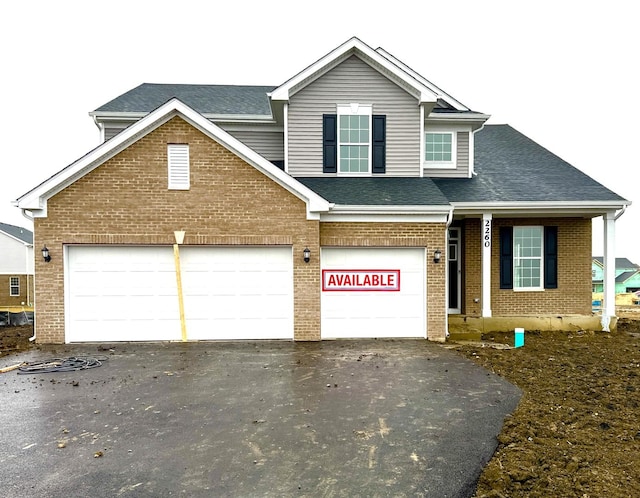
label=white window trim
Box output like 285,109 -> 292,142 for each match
337,103 -> 372,177
9,276 -> 19,297
513,226 -> 544,291
424,128 -> 457,169
168,144 -> 190,190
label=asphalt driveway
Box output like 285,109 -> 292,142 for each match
0,340 -> 521,497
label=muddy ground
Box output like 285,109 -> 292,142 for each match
2,315 -> 640,497
452,311 -> 640,498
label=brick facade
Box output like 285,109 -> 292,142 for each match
31,114 -> 594,344
461,217 -> 592,316
34,117 -> 321,343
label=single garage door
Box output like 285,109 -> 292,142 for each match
321,248 -> 426,339
66,246 -> 293,342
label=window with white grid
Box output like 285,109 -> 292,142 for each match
9,277 -> 19,296
513,226 -> 543,290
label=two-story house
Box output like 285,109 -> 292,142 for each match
0,222 -> 34,325
14,38 -> 630,344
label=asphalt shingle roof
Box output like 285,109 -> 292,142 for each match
95,84 -> 276,116
616,270 -> 640,283
297,125 -> 627,207
0,222 -> 33,244
93,85 -> 627,210
434,125 -> 627,204
593,257 -> 638,269
297,177 -> 450,206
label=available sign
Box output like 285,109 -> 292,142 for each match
322,270 -> 401,292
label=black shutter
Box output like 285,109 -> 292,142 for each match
544,226 -> 558,289
323,114 -> 337,173
372,115 -> 386,174
500,227 -> 513,289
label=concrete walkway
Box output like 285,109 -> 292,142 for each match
0,340 -> 521,497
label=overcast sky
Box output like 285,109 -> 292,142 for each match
2,0 -> 637,261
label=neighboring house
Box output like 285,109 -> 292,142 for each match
592,257 -> 640,294
0,222 -> 34,310
14,37 -> 630,344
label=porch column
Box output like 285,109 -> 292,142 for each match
602,211 -> 616,331
482,213 -> 492,317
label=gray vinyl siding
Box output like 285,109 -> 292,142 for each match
104,123 -> 132,141
422,131 -> 471,178
223,128 -> 284,161
287,55 -> 420,176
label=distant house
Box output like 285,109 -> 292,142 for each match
0,222 -> 34,311
592,257 -> 640,294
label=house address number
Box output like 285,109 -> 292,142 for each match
483,219 -> 491,247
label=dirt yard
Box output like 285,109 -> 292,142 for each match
2,315 -> 640,497
0,324 -> 34,359
453,311 -> 640,498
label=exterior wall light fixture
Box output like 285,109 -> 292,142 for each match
42,245 -> 51,263
433,249 -> 442,264
303,247 -> 311,263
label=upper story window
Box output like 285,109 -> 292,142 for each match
10,277 -> 19,296
338,104 -> 372,175
323,105 -> 386,175
168,144 -> 190,190
424,131 -> 456,168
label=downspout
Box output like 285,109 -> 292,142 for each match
445,206 -> 454,228
21,209 -> 37,342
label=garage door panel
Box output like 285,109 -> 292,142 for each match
67,245 -> 293,342
321,248 -> 426,339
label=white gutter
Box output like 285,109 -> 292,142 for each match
451,200 -> 631,217
615,204 -> 628,220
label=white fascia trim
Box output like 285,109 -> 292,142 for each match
323,204 -> 451,221
17,98 -> 331,220
91,111 -> 275,124
375,47 -> 469,111
89,111 -> 147,120
320,212 -> 449,223
269,37 -> 438,104
426,113 -> 491,129
451,200 -> 632,216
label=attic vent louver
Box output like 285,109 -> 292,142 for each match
168,144 -> 190,190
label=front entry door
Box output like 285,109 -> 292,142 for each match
448,228 -> 461,313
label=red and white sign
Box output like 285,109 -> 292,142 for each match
322,270 -> 400,292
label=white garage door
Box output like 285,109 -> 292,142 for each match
321,248 -> 426,339
66,246 -> 293,342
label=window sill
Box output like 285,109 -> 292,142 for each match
423,162 -> 456,170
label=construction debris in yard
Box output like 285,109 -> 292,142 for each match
15,356 -> 107,374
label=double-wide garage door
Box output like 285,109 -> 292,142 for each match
66,246 -> 293,342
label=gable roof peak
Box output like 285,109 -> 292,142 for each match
15,98 -> 330,220
269,36 -> 442,105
